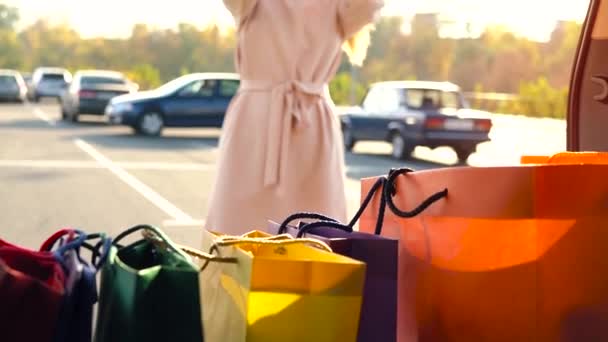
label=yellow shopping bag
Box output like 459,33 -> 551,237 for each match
198,230 -> 366,342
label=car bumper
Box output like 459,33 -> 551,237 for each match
36,90 -> 63,98
78,99 -> 111,115
105,107 -> 138,126
0,92 -> 23,101
421,130 -> 490,147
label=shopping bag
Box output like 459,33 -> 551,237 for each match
521,151 -> 608,164
360,166 -> 608,342
94,225 -> 204,342
0,236 -> 68,342
200,230 -> 366,342
266,177 -> 398,342
40,229 -> 112,342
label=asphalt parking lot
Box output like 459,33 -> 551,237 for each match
0,101 -> 566,248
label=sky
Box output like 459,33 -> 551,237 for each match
7,0 -> 591,41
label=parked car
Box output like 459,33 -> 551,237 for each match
340,81 -> 493,162
30,67 -> 72,102
60,70 -> 138,122
0,70 -> 27,103
105,73 -> 240,136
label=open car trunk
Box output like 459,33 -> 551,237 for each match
568,0 -> 608,150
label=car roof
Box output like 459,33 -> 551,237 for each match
75,70 -> 125,78
187,72 -> 240,81
0,69 -> 19,77
34,67 -> 70,75
371,81 -> 461,92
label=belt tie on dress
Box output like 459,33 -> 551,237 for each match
239,80 -> 329,190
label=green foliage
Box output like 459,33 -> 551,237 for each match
0,4 -> 18,30
330,72 -> 366,105
126,64 -> 162,90
0,6 -> 582,118
497,77 -> 569,118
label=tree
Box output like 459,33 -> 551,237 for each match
0,3 -> 18,30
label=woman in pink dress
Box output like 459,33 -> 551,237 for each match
206,0 -> 385,235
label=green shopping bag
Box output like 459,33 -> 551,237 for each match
94,225 -> 204,342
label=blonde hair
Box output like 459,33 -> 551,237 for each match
342,24 -> 374,66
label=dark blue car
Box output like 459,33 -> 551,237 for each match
105,73 -> 240,136
340,81 -> 493,162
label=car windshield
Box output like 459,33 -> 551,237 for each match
154,75 -> 201,95
403,89 -> 463,110
81,76 -> 126,86
41,73 -> 67,82
0,75 -> 17,85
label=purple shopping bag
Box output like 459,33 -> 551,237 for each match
267,178 -> 398,342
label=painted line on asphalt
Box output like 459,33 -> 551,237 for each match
0,159 -> 215,171
74,138 -> 203,225
33,107 -> 57,126
0,160 -> 102,169
118,161 -> 214,171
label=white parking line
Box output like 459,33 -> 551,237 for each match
0,160 -> 102,169
0,159 -> 215,171
74,138 -> 204,225
33,108 -> 57,126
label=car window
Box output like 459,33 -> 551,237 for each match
0,75 -> 17,87
378,88 -> 402,113
80,76 -> 126,86
363,87 -> 382,112
41,73 -> 67,82
219,80 -> 239,97
178,79 -> 217,97
404,89 -> 462,110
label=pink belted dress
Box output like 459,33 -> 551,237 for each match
205,0 -> 384,235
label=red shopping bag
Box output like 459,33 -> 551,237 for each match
0,239 -> 66,342
360,165 -> 608,342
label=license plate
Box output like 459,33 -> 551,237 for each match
444,119 -> 474,131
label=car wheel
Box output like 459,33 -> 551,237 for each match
137,112 -> 164,136
342,126 -> 356,151
454,147 -> 474,164
70,110 -> 80,123
391,132 -> 414,160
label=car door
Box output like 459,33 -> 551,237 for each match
351,87 -> 386,140
163,79 -> 219,126
371,87 -> 404,138
215,79 -> 240,127
568,0 -> 608,150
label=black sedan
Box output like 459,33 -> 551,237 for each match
60,70 -> 138,122
341,81 -> 493,162
105,73 -> 240,136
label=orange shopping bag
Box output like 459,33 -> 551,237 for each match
521,151 -> 608,164
360,165 -> 608,342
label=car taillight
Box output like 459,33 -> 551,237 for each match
79,90 -> 96,98
474,119 -> 492,131
425,117 -> 445,129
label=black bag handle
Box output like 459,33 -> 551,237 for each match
277,212 -> 340,234
282,176 -> 389,237
296,220 -> 352,238
384,168 -> 448,218
112,224 -> 192,262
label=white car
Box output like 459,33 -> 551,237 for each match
30,67 -> 72,102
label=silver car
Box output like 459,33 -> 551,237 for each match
30,67 -> 72,102
0,70 -> 27,103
